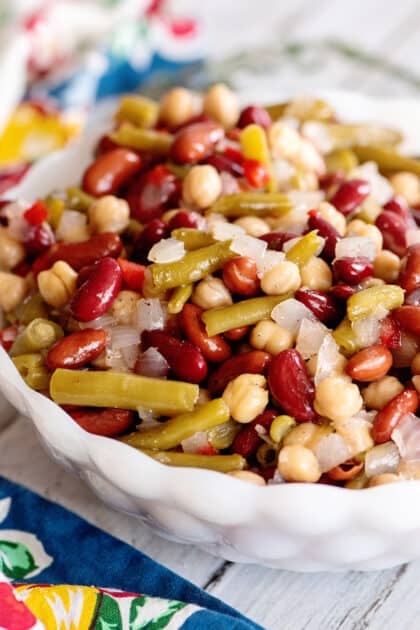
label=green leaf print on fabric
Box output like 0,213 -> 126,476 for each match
93,593 -> 123,630
0,540 -> 37,579
129,596 -> 187,630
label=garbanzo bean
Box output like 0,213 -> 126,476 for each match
228,470 -> 266,485
250,320 -> 294,355
300,256 -> 332,291
346,219 -> 383,253
362,376 -> 404,410
260,261 -> 301,295
159,87 -> 196,128
277,444 -> 321,482
183,165 -> 222,209
88,195 -> 130,234
222,374 -> 268,423
234,216 -> 270,237
203,83 -> 239,129
192,275 -> 232,310
314,376 -> 363,422
373,249 -> 401,282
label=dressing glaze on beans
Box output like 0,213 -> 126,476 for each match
2,85 -> 420,486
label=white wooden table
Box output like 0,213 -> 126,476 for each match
3,2 -> 420,628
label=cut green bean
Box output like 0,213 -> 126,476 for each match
121,399 -> 229,450
166,162 -> 190,179
115,95 -> 159,128
19,293 -> 48,325
44,196 -> 64,228
12,353 -> 50,390
333,318 -> 361,356
167,284 -> 193,314
347,285 -> 404,322
285,230 -> 324,269
202,294 -> 291,336
353,145 -> 420,175
110,123 -> 173,155
325,149 -> 358,173
66,187 -> 94,212
208,419 -> 241,450
150,240 -> 234,290
171,228 -> 215,250
50,369 -> 199,415
306,124 -> 402,152
140,449 -> 246,472
210,193 -> 293,218
269,415 -> 296,443
9,318 -> 64,357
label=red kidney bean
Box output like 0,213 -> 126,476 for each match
46,329 -> 108,370
232,409 -> 277,458
243,159 -> 270,188
126,164 -> 180,223
238,105 -> 272,130
224,325 -> 250,341
179,303 -> 231,363
204,152 -> 244,177
95,134 -> 119,156
132,219 -> 169,264
222,256 -> 260,296
172,114 -> 213,132
375,210 -> 407,257
406,288 -> 420,306
167,210 -> 199,231
372,389 -> 419,443
268,349 -> 316,421
393,305 -> 420,336
392,331 -> 419,368
70,257 -> 122,322
384,195 -> 415,226
333,257 -> 374,284
82,148 -> 142,196
32,233 -> 122,274
260,231 -> 296,251
379,314 -> 401,350
329,283 -> 357,301
25,223 -> 55,255
399,244 -> 420,293
346,344 -> 392,381
170,121 -> 224,164
67,407 -> 134,437
295,289 -> 342,325
308,209 -> 340,260
327,460 -> 364,481
318,171 -> 346,192
329,179 -> 370,216
142,329 -> 207,384
208,350 -> 271,395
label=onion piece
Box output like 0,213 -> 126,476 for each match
80,314 -> 116,330
296,318 -> 328,360
137,407 -> 160,428
148,237 -> 185,263
220,170 -> 241,195
313,433 -> 352,473
314,333 -> 343,386
2,200 -> 30,241
335,236 -> 376,261
271,298 -> 315,335
231,234 -> 267,264
56,210 -> 88,242
352,305 -> 388,347
212,222 -> 244,241
350,161 -> 393,205
181,431 -> 210,454
288,190 -> 324,210
136,298 -> 166,332
136,347 -> 169,378
392,413 -> 420,461
256,250 -> 285,277
365,442 -> 400,478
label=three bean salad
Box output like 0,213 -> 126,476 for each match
1,84 -> 420,488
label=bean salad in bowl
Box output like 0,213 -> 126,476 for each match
1,84 -> 420,490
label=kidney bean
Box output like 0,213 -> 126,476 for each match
406,288 -> 420,306
308,209 -> 340,260
67,407 -> 134,437
260,231 -> 296,251
238,105 -> 272,130
345,344 -> 392,382
372,389 -> 419,443
333,257 -> 374,284
46,329 -> 108,370
25,223 -> 55,255
132,219 -> 168,265
392,331 -> 419,368
173,113 -> 213,132
393,305 -> 420,336
379,314 -> 401,350
179,303 -> 231,362
399,244 -> 420,293
208,350 -> 271,395
329,179 -> 370,216
126,164 -> 180,223
167,210 -> 199,231
142,329 -> 207,383
375,210 -> 407,257
384,195 -> 415,226
95,134 -> 119,156
222,256 -> 260,296
329,283 -> 357,301
32,233 -> 122,274
295,289 -> 342,325
327,460 -> 364,481
205,152 -> 244,177
70,257 -> 122,322
268,349 -> 316,421
224,325 -> 250,341
232,409 -> 277,458
319,171 -> 346,192
82,148 -> 142,196
170,121 -> 224,164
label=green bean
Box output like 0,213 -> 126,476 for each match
150,241 -> 234,290
263,102 -> 287,120
66,187 -> 94,212
140,449 -> 246,472
210,193 -> 293,218
345,472 -> 368,489
256,443 -> 277,467
208,419 -> 241,450
44,196 -> 64,228
353,145 -> 420,175
49,369 -> 199,415
121,399 -> 229,450
333,318 -> 361,356
308,124 -> 402,152
12,354 -> 50,390
347,285 -> 404,322
285,231 -> 324,269
110,123 -> 173,155
269,415 -> 296,443
115,95 -> 159,128
202,294 -> 291,336
19,293 -> 48,325
9,318 -> 64,357
171,228 -> 215,250
325,149 -> 358,173
167,284 -> 193,314
166,162 -> 190,179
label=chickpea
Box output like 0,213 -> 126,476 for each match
234,216 -> 270,237
228,470 -> 266,486
300,256 -> 332,291
159,87 -> 196,128
368,473 -> 400,487
283,422 -> 332,450
260,261 -> 301,295
389,172 -> 420,206
346,219 -> 383,253
0,271 -> 28,312
317,201 -> 346,236
111,290 -> 140,325
37,261 -> 77,309
411,353 -> 420,375
373,249 -> 401,283
412,375 -> 420,395
88,195 -> 130,234
277,444 -> 321,483
250,319 -> 294,355
268,122 -> 324,172
222,374 -> 268,423
398,460 -> 420,480
362,376 -> 404,410
203,83 -> 239,129
192,275 -> 232,310
0,228 -> 25,270
183,165 -> 222,209
358,276 -> 385,290
334,416 -> 373,455
314,376 -> 362,422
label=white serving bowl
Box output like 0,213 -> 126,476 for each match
2,91 -> 420,572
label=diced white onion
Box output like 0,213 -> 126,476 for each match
392,413 -> 420,461
56,210 -> 88,242
212,222 -> 244,241
109,326 -> 140,369
268,469 -> 284,485
80,314 -> 116,330
137,407 -> 160,428
271,298 -> 315,335
296,318 -> 328,360
313,433 -> 352,473
2,200 -> 30,241
272,158 -> 296,186
314,333 -> 343,386
220,171 -> 241,195
148,237 -> 185,263
301,121 -> 333,154
136,298 -> 166,332
282,236 -> 301,253
407,229 -> 420,247
352,305 -> 388,347
288,190 -> 324,210
136,347 -> 169,378
335,236 -> 376,261
231,234 -> 267,264
350,161 -> 393,205
256,250 -> 285,277
181,431 -> 210,454
365,442 -> 400,478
